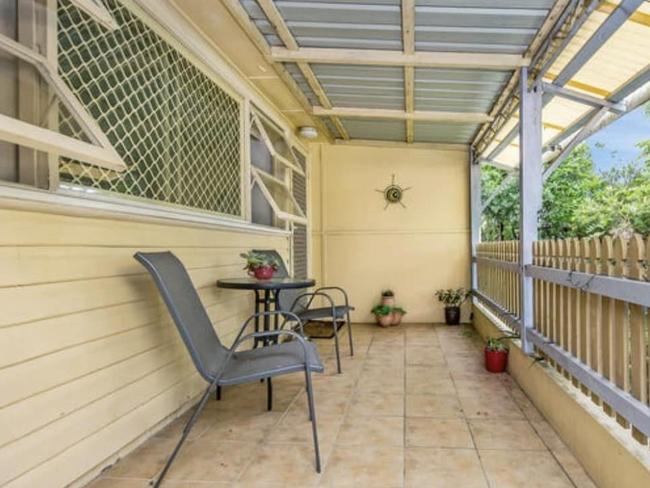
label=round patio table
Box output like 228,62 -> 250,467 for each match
216,277 -> 316,342
216,277 -> 316,409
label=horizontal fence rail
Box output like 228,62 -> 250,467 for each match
475,236 -> 650,447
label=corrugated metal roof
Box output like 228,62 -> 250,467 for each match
235,0 -> 650,150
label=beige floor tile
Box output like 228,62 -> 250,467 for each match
165,440 -> 253,482
552,447 -> 597,488
405,418 -> 474,448
336,415 -> 404,447
405,447 -> 488,488
356,370 -> 405,394
319,445 -> 404,488
469,419 -> 546,450
406,346 -> 446,366
238,443 -> 322,486
480,449 -> 573,487
201,410 -> 283,443
530,420 -> 567,452
106,436 -> 179,479
459,393 -> 526,419
348,391 -> 404,417
405,367 -> 454,395
405,394 -> 463,418
266,413 -> 343,448
89,479 -> 151,488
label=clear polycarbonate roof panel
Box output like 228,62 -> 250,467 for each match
415,68 -> 511,112
414,121 -> 478,144
341,118 -> 406,141
240,0 -> 554,53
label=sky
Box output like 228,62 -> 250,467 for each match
587,104 -> 650,172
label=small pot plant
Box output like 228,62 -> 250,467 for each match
391,307 -> 407,326
484,336 -> 517,373
240,251 -> 279,280
381,289 -> 395,307
435,288 -> 470,325
372,304 -> 394,327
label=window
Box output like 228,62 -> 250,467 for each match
250,109 -> 307,226
56,0 -> 243,217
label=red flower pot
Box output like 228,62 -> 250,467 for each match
484,348 -> 508,373
251,265 -> 275,280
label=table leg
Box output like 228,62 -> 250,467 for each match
253,290 -> 261,348
263,289 -> 273,410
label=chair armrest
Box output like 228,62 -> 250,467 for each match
314,286 -> 350,308
234,310 -> 305,344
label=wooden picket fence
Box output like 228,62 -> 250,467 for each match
476,235 -> 650,447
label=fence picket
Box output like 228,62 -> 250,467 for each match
612,236 -> 630,429
588,237 -> 602,406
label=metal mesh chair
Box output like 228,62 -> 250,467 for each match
134,251 -> 324,487
253,249 -> 355,374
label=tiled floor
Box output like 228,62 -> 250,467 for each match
89,324 -> 597,488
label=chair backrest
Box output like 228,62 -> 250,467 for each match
135,251 -> 228,381
253,249 -> 308,314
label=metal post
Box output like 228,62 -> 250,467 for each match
470,148 -> 481,294
518,67 -> 542,354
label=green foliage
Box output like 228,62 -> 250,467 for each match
240,251 -> 279,272
393,307 -> 407,315
482,116 -> 650,240
371,304 -> 393,316
435,288 -> 469,307
485,334 -> 519,352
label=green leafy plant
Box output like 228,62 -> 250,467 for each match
371,304 -> 393,316
485,334 -> 519,352
240,251 -> 279,272
381,289 -> 394,297
435,288 -> 470,307
393,306 -> 407,315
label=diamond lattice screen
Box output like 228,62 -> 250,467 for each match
57,0 -> 242,216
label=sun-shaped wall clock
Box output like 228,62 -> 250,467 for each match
375,174 -> 412,209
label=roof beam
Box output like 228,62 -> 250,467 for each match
402,0 -> 415,143
541,82 -> 626,113
481,0 -> 644,161
255,0 -> 349,140
271,47 -> 530,70
313,106 -> 492,124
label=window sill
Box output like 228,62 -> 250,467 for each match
0,183 -> 291,236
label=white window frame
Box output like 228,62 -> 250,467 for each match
0,32 -> 126,172
70,0 -> 119,30
251,110 -> 305,176
251,166 -> 307,225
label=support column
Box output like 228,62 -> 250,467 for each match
518,67 -> 543,354
470,148 -> 481,294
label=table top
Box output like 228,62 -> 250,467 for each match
216,277 -> 316,290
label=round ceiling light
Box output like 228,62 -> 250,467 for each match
298,126 -> 318,139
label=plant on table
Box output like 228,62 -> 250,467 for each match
240,251 -> 279,280
435,288 -> 470,325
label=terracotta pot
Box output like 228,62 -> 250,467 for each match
485,348 -> 508,373
381,296 -> 395,307
376,314 -> 393,327
250,265 -> 275,280
444,306 -> 461,325
391,311 -> 403,326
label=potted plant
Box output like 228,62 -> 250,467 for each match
485,337 -> 512,373
381,289 -> 395,307
240,251 -> 279,280
435,288 -> 469,325
391,307 -> 407,326
372,304 -> 393,327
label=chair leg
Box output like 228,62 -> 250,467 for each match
216,385 -> 221,401
346,310 -> 354,357
333,321 -> 342,374
267,377 -> 273,411
153,382 -> 214,488
304,367 -> 321,473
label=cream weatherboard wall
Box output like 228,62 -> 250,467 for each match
310,143 -> 471,323
0,204 -> 289,487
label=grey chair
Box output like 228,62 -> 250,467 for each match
253,249 -> 354,374
134,251 -> 324,487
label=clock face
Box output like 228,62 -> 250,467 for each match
376,174 -> 411,209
